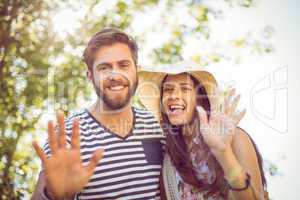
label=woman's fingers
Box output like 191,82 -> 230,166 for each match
32,141 -> 47,164
48,120 -> 58,154
225,88 -> 236,114
197,106 -> 208,125
233,109 -> 246,125
57,111 -> 66,148
86,149 -> 104,176
228,88 -> 236,102
228,94 -> 241,116
197,106 -> 211,135
210,87 -> 221,114
71,118 -> 80,150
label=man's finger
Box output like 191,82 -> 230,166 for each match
71,118 -> 80,150
86,149 -> 104,176
57,111 -> 66,148
48,120 -> 58,154
32,141 -> 47,164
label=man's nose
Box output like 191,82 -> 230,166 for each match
108,65 -> 123,79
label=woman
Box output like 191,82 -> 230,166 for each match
137,61 -> 268,200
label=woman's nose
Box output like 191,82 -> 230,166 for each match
170,87 -> 182,100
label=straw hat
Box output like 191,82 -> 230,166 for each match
136,60 -> 218,121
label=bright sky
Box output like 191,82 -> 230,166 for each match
48,0 -> 297,198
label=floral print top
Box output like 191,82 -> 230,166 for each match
174,132 -> 228,200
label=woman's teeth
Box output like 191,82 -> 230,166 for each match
169,105 -> 185,111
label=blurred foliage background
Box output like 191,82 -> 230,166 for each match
0,0 -> 278,199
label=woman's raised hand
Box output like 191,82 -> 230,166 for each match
197,88 -> 246,155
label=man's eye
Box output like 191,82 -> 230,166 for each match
97,65 -> 109,71
120,62 -> 130,67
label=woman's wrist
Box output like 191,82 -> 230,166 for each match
210,145 -> 233,163
227,172 -> 251,191
224,165 -> 244,184
210,147 -> 249,187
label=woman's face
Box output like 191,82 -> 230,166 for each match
162,73 -> 197,126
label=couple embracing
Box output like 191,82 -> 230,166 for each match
32,27 -> 268,200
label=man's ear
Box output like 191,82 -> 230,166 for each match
87,69 -> 93,82
137,64 -> 141,71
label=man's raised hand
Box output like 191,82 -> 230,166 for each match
32,112 -> 103,199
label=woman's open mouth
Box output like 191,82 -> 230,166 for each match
168,104 -> 186,115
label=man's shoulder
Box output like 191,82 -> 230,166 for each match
133,106 -> 152,113
133,106 -> 158,120
64,109 -> 88,124
133,106 -> 165,137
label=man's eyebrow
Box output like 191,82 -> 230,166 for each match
94,60 -> 132,67
94,62 -> 111,67
117,59 -> 132,64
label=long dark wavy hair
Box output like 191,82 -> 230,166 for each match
160,73 -> 267,198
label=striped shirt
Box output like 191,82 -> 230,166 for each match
43,107 -> 165,200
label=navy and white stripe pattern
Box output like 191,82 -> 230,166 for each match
43,107 -> 165,200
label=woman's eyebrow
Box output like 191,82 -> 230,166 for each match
163,83 -> 172,86
162,82 -> 175,88
179,82 -> 193,86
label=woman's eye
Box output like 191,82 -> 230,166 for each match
182,87 -> 192,91
163,87 -> 172,92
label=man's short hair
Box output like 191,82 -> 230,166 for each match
82,27 -> 138,71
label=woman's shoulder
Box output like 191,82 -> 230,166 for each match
232,127 -> 257,164
232,127 -> 255,151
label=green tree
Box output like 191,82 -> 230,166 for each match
0,1 -> 62,199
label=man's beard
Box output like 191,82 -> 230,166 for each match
93,76 -> 138,110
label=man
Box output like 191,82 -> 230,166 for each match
32,28 -> 165,200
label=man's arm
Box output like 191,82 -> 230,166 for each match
31,170 -> 75,200
31,170 -> 46,200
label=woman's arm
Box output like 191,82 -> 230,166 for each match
212,128 -> 264,200
196,87 -> 265,200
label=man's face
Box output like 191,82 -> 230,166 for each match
88,42 -> 138,110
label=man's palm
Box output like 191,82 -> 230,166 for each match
33,113 -> 103,199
